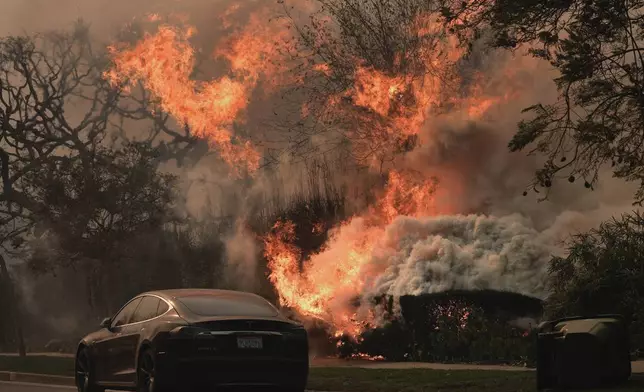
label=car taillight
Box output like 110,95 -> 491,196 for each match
285,325 -> 308,339
169,326 -> 211,338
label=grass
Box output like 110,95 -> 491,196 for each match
306,368 -> 644,392
1,354 -> 643,391
307,367 -> 536,391
0,354 -> 74,377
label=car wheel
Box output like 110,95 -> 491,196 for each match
75,348 -> 104,392
138,347 -> 175,392
137,348 -> 157,392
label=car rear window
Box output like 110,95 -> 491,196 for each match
176,294 -> 279,317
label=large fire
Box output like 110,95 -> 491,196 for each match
105,3 -> 538,339
259,13 -> 516,337
105,9 -> 290,175
263,169 -> 442,337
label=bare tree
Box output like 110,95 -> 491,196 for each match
0,21 -> 190,339
0,23 -> 116,242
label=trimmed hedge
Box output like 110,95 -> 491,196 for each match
336,290 -> 543,365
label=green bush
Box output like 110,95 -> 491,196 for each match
546,213 -> 644,355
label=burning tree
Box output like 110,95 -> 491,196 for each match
278,0 -> 469,169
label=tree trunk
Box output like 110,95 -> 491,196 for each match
15,316 -> 25,357
0,253 -> 26,357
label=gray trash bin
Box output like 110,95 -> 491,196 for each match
536,314 -> 631,390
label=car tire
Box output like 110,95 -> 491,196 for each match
138,347 -> 175,392
75,348 -> 104,392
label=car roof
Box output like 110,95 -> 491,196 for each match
139,288 -> 265,301
129,288 -> 292,322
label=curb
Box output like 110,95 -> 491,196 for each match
0,371 -> 75,386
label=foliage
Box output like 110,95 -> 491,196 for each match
0,23 -> 200,340
25,143 -> 177,270
285,0 -> 441,75
277,0 -> 447,168
0,21 -> 203,251
338,291 -> 541,365
440,0 -> 644,202
546,212 -> 644,352
0,24 -> 117,244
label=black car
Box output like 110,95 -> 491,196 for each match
75,289 -> 309,392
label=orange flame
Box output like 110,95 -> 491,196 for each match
264,219 -> 381,338
374,170 -> 439,223
307,12 -> 511,174
351,67 -> 407,119
263,169 -> 440,337
214,9 -> 293,92
105,24 -> 259,175
105,8 -> 291,176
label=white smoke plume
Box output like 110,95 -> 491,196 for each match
223,219 -> 260,291
285,212 -> 555,329
366,214 -> 553,300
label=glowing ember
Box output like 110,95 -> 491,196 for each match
350,353 -> 386,361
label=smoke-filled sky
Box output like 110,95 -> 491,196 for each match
4,0 -> 636,222
5,0 -> 641,335
2,0 -> 231,36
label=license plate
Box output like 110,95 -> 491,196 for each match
237,336 -> 263,349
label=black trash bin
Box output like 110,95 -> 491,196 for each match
536,314 -> 632,390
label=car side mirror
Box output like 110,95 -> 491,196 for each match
100,317 -> 112,329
